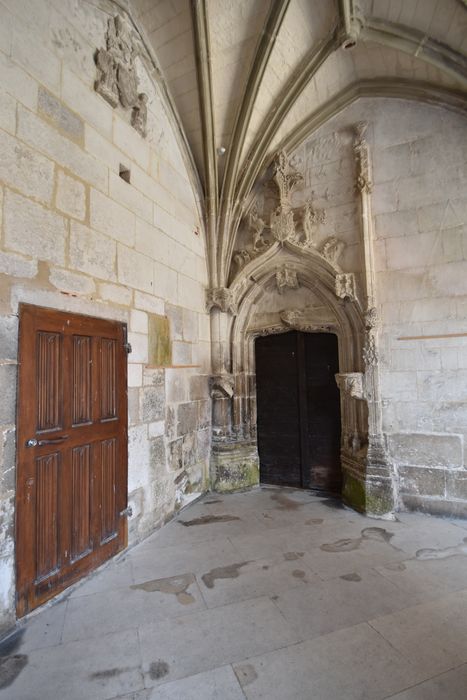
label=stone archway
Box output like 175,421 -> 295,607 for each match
207,131 -> 396,516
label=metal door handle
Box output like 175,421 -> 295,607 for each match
26,435 -> 69,447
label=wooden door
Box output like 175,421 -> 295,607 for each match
16,304 -> 128,617
255,331 -> 341,493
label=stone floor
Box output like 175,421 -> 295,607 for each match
2,486 -> 467,699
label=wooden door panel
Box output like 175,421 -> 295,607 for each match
35,452 -> 60,582
255,331 -> 341,493
256,332 -> 302,488
16,304 -> 128,617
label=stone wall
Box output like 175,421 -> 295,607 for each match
289,98 -> 467,516
0,0 -> 210,632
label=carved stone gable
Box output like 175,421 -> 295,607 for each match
95,15 -> 148,137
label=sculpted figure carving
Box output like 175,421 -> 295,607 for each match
276,265 -> 299,294
321,236 -> 345,271
249,206 -> 269,252
95,15 -> 148,137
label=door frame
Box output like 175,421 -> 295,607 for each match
15,303 -> 129,617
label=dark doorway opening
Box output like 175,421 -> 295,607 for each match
255,331 -> 341,493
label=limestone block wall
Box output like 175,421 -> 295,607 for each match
0,0 -> 210,631
288,97 -> 467,516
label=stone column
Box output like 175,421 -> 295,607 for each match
207,288 -> 259,492
346,122 -> 395,515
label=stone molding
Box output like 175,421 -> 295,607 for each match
206,287 -> 237,315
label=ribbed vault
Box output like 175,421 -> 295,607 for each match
128,0 -> 467,287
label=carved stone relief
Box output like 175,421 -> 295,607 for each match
280,308 -> 334,333
275,265 -> 299,294
335,372 -> 364,400
233,150 -> 347,276
95,15 -> 148,137
363,333 -> 378,366
210,374 -> 235,399
353,121 -> 372,194
335,273 -> 357,302
206,287 -> 238,315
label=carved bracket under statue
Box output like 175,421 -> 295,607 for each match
210,374 -> 235,399
206,287 -> 237,315
335,372 -> 364,400
95,14 -> 148,137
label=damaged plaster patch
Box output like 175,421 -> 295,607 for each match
234,663 -> 258,687
321,527 -> 395,552
201,562 -> 251,589
416,537 -> 467,560
179,514 -> 241,526
149,660 -> 170,680
131,573 -> 196,604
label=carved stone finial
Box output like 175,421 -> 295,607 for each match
335,273 -> 357,302
95,15 -> 148,137
321,237 -> 345,271
269,150 -> 303,244
206,287 -> 237,315
276,265 -> 299,294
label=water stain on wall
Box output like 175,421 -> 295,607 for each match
149,660 -> 170,680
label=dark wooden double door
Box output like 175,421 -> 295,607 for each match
256,331 -> 341,493
16,304 -> 128,616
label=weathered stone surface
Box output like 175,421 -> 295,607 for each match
388,433 -> 463,469
0,365 -> 17,425
190,375 -> 209,401
177,402 -> 198,437
446,472 -> 467,501
399,466 -> 446,497
401,495 -> 467,519
150,436 -> 166,471
0,129 -> 55,204
210,441 -> 259,493
4,190 -> 66,266
0,315 -> 18,361
198,400 -> 211,429
38,86 -> 84,143
56,171 -> 86,220
140,385 -> 165,423
165,304 -> 183,340
182,432 -> 197,469
69,222 -> 116,281
168,438 -> 183,471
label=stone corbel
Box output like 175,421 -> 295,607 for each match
335,372 -> 365,400
206,287 -> 237,315
210,374 -> 235,399
339,0 -> 365,49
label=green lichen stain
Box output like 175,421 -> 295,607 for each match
148,314 -> 171,366
212,460 -> 259,493
343,474 -> 394,516
342,474 -> 366,513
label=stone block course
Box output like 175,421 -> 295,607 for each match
0,89 -> 16,134
0,52 -> 38,110
69,222 -> 116,281
4,190 -> 66,266
38,87 -> 84,145
117,245 -> 153,294
61,67 -> 113,139
56,171 -> 86,220
17,107 -> 108,192
0,129 -> 55,205
399,466 -> 446,497
90,189 -> 135,247
0,364 -> 16,425
388,433 -> 463,469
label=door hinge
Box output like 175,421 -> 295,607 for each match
120,506 -> 133,518
123,342 -> 132,354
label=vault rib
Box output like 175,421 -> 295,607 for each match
192,0 -> 218,287
217,0 -> 291,287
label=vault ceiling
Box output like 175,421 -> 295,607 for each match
129,0 -> 467,286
